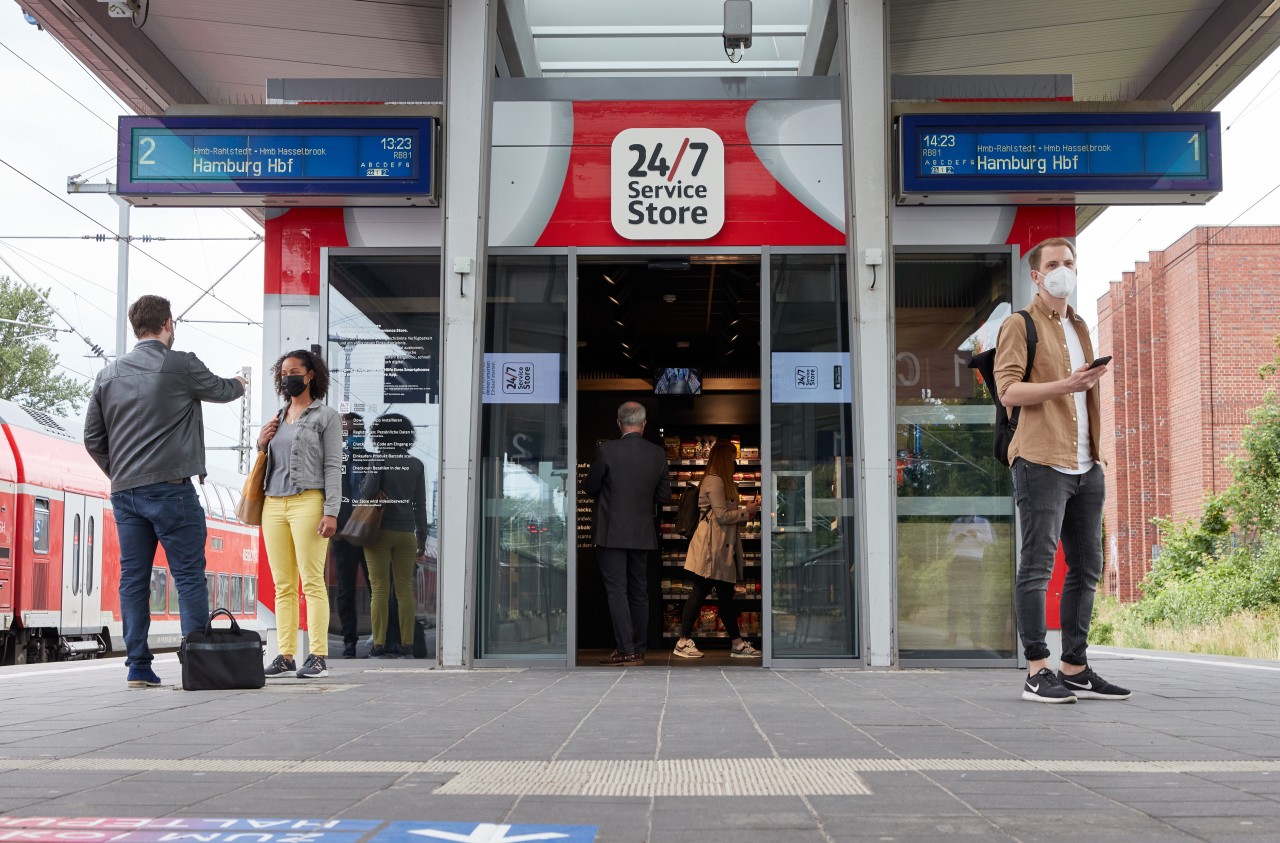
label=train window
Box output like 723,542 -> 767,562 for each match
206,573 -> 216,613
33,499 -> 50,554
85,516 -> 95,596
231,576 -> 243,613
244,576 -> 257,615
217,573 -> 230,610
167,571 -> 179,615
71,514 -> 81,596
149,569 -> 167,614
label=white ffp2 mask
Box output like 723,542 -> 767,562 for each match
1040,266 -> 1076,299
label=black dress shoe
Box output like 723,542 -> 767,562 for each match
625,652 -> 645,665
597,651 -> 629,665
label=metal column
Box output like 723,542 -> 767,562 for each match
841,0 -> 896,666
437,0 -> 496,667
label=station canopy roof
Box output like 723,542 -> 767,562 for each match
17,0 -> 1279,113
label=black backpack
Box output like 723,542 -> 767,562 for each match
967,310 -> 1037,467
673,485 -> 706,538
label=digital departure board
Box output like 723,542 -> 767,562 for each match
117,116 -> 436,207
898,112 -> 1221,205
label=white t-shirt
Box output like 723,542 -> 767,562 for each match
1055,319 -> 1094,475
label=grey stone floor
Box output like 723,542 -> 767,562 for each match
3,647 -> 1280,842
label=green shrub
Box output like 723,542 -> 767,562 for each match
1131,533 -> 1280,627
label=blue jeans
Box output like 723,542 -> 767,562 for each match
112,480 -> 209,667
1012,460 -> 1105,666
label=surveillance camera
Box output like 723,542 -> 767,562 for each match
724,0 -> 752,51
97,0 -> 138,17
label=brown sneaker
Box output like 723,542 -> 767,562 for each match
597,650 -> 629,665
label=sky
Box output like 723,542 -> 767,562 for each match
2,7 -> 1279,473
0,9 -> 263,476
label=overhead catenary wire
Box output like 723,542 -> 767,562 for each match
0,155 -> 263,326
0,251 -> 107,359
0,39 -> 115,132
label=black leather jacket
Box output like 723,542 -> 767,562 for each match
83,339 -> 244,492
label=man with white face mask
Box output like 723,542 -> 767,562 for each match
994,238 -> 1130,704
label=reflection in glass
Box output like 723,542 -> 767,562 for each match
895,252 -> 1016,660
769,255 -> 858,658
327,255 -> 441,647
476,256 -> 569,657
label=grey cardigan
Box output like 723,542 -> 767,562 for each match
261,400 -> 343,518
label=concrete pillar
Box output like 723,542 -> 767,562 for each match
437,0 -> 495,667
841,0 -> 895,666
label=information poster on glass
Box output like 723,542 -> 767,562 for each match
481,353 -> 561,404
770,351 -> 851,404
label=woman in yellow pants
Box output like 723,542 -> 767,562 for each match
256,349 -> 342,679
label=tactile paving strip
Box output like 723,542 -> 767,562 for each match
2,757 -> 1278,796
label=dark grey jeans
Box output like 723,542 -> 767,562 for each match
1012,459 -> 1105,665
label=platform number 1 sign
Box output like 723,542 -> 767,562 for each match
611,128 -> 725,240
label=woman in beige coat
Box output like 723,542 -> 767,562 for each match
674,440 -> 761,658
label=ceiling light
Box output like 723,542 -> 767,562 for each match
603,274 -> 616,285
620,342 -> 630,349
615,319 -> 625,328
662,293 -> 677,303
607,294 -> 622,306
676,341 -> 690,349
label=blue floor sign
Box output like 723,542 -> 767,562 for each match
370,823 -> 597,843
0,821 -> 598,843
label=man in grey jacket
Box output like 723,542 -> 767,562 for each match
83,295 -> 246,688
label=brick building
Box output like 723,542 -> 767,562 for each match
1097,226 -> 1280,602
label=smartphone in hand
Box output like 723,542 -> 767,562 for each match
1088,355 -> 1112,370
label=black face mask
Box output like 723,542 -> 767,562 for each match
282,375 -> 309,397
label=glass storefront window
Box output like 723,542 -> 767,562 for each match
768,254 -> 858,659
327,253 -> 442,641
895,251 -> 1017,661
476,255 -> 570,658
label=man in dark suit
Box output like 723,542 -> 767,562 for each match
583,401 -> 670,665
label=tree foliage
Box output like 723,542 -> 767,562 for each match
0,276 -> 91,417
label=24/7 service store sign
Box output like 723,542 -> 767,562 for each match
611,128 -> 724,240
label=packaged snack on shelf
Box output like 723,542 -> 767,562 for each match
664,436 -> 681,459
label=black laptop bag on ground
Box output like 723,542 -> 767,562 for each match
177,608 -> 266,691
967,310 -> 1037,467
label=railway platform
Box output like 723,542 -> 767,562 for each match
3,648 -> 1280,842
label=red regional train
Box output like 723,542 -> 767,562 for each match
0,398 -> 260,665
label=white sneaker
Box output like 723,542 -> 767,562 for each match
731,641 -> 762,658
673,639 -> 704,659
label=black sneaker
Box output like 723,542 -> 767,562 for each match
1022,667 -> 1077,703
265,655 -> 296,678
342,643 -> 357,659
1058,666 -> 1131,700
296,654 -> 328,679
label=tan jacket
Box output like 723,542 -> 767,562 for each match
994,295 -> 1104,470
683,474 -> 748,583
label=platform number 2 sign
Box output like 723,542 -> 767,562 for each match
611,128 -> 725,240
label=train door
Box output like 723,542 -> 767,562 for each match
59,494 -> 104,634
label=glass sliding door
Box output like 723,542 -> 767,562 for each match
894,250 -> 1017,663
476,255 -> 570,659
326,253 -> 442,648
767,253 -> 858,660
